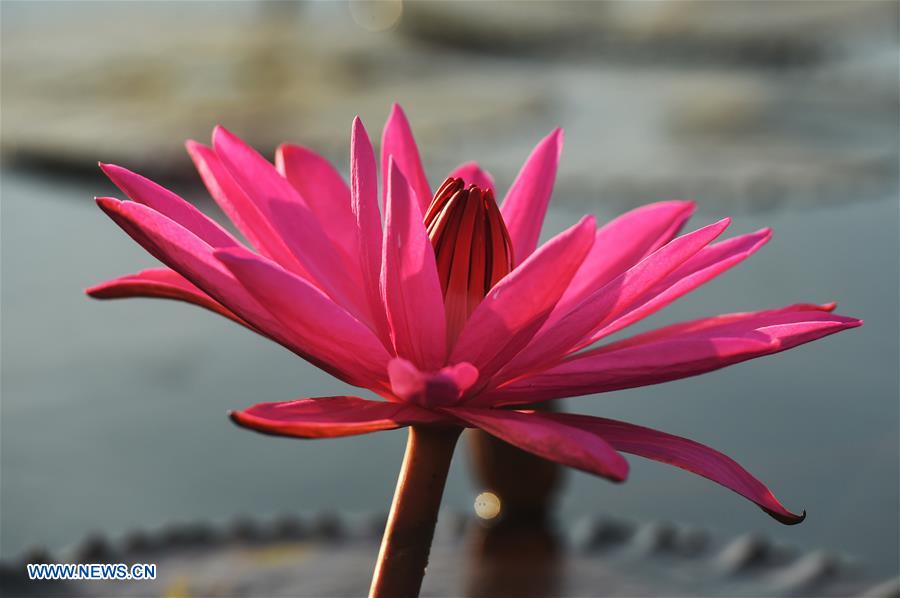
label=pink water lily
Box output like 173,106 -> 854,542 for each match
88,104 -> 860,530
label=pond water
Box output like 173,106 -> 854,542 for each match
1,167 -> 897,577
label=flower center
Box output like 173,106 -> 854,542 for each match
424,177 -> 514,343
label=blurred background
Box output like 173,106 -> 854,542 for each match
1,0 -> 898,593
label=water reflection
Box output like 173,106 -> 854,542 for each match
466,510 -> 563,598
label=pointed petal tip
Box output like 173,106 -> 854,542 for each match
766,507 -> 806,525
387,155 -> 404,180
275,142 -> 315,158
211,124 -> 236,147
227,409 -> 262,434
607,458 -> 630,483
386,104 -> 415,133
542,127 -> 564,153
211,246 -> 251,266
95,196 -> 122,211
386,103 -> 409,128
84,278 -> 124,298
227,409 -> 248,429
578,213 -> 597,230
351,115 -> 372,145
661,199 -> 697,217
701,216 -> 732,239
650,199 -> 697,215
827,313 -> 863,329
97,162 -> 123,178
744,227 -> 773,250
273,143 -> 288,167
184,139 -> 202,151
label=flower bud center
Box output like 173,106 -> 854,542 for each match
424,177 -> 514,344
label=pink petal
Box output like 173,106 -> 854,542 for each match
387,357 -> 478,407
448,161 -> 495,192
381,159 -> 447,370
543,412 -> 806,524
450,215 -> 596,381
215,246 -> 393,390
186,140 -> 308,275
231,396 -> 448,439
96,197 -> 375,387
86,267 -> 245,326
351,117 -> 391,345
212,126 -> 369,322
499,128 -> 563,265
446,407 -> 629,482
96,197 -> 274,326
556,200 -> 696,315
598,302 -> 839,350
99,163 -> 239,249
275,143 -> 358,259
586,228 -> 772,344
487,305 -> 861,406
497,219 -> 731,383
381,104 -> 431,214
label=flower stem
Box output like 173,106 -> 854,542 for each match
369,425 -> 461,598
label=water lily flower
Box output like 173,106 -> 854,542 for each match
88,104 -> 859,596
